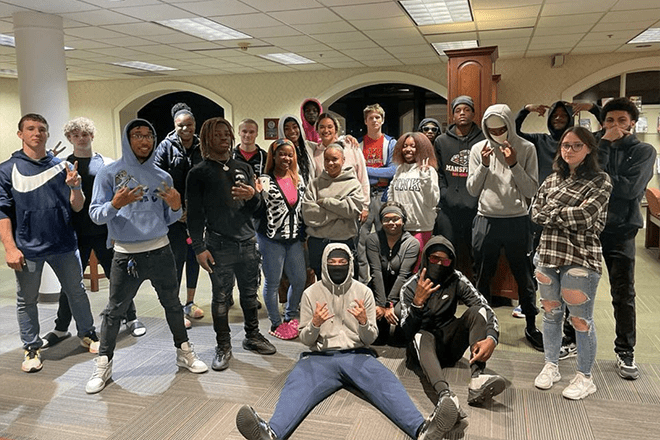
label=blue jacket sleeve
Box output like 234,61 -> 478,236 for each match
89,167 -> 119,225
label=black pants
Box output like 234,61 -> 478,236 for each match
409,306 -> 489,390
168,221 -> 201,291
601,230 -> 637,354
472,215 -> 538,319
55,234 -> 136,332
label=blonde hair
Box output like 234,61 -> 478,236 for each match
63,117 -> 96,137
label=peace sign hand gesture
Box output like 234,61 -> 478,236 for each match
66,161 -> 81,189
155,181 -> 182,211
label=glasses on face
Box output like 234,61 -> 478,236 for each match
428,255 -> 452,266
131,133 -> 154,141
422,126 -> 439,133
560,142 -> 584,152
382,215 -> 402,224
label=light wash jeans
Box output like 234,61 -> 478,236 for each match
535,261 -> 600,375
256,233 -> 306,329
16,249 -> 95,350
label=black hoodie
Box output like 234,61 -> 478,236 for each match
433,122 -> 485,212
399,236 -> 499,342
515,101 -> 601,183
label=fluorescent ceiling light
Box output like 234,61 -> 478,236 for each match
400,0 -> 473,26
157,18 -> 252,41
259,53 -> 316,65
431,40 -> 478,55
0,33 -> 74,50
111,61 -> 176,71
628,28 -> 660,44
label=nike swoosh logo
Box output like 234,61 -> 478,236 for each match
12,162 -> 67,193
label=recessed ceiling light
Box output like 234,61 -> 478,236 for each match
156,18 -> 252,41
431,40 -> 478,55
259,53 -> 316,65
400,0 -> 473,26
111,61 -> 176,72
628,28 -> 660,44
0,33 -> 74,50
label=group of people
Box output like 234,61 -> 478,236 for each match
0,92 -> 654,439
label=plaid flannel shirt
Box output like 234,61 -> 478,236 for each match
531,171 -> 612,273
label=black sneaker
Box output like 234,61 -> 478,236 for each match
236,405 -> 279,440
212,345 -> 232,371
616,352 -> 640,380
558,342 -> 577,360
467,374 -> 506,406
525,327 -> 544,352
243,333 -> 276,355
417,390 -> 460,440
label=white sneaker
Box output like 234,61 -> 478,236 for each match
511,305 -> 525,318
86,355 -> 113,394
176,342 -> 208,374
562,372 -> 596,400
534,362 -> 560,390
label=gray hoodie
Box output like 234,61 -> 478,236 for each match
466,104 -> 538,218
298,242 -> 378,350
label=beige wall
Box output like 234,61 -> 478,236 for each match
2,49 -> 659,160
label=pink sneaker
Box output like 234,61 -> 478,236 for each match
269,322 -> 297,340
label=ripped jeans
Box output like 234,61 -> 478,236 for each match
535,261 -> 600,376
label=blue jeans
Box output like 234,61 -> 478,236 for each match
256,233 -> 306,328
15,250 -> 95,350
205,234 -> 260,347
99,245 -> 188,357
269,349 -> 425,439
535,261 -> 600,375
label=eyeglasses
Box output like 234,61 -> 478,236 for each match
428,255 -> 452,266
422,126 -> 438,133
560,142 -> 584,152
131,133 -> 154,141
382,215 -> 402,224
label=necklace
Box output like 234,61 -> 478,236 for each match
211,157 -> 230,171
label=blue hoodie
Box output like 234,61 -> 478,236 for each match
0,150 -> 77,259
89,119 -> 181,246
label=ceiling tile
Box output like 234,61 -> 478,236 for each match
262,35 -> 320,47
141,32 -> 201,45
533,25 -> 589,36
325,40 -> 379,50
611,0 -> 660,9
296,21 -> 356,35
540,1 -> 616,16
321,61 -> 365,68
425,33 -> 478,43
65,27 -> 127,40
2,0 -> 98,14
472,0 -> 542,8
537,13 -> 603,28
102,22 -> 174,37
581,30 -> 641,42
363,27 -> 421,41
351,16 -> 415,31
61,9 -> 140,26
478,28 -> 534,39
473,5 -> 541,21
477,18 -> 537,30
210,13 -> 282,29
64,39 -> 115,50
242,0 -> 324,12
102,36 -> 157,47
111,4 -> 195,21
176,1 -> 258,17
601,9 -> 660,23
362,58 -> 403,67
243,26 -> 301,38
386,44 -> 436,55
269,8 -> 340,25
333,3 -> 404,20
592,21 -> 658,33
310,31 -> 370,43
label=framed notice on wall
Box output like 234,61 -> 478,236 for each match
264,118 -> 279,140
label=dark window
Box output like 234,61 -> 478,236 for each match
574,76 -> 621,105
626,71 -> 660,105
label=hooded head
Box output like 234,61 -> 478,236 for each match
419,235 -> 456,285
547,101 -> 574,141
418,117 -> 441,143
321,243 -> 354,292
123,119 -> 157,165
481,104 -> 519,147
300,98 -> 323,144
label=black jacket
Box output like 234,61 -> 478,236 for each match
154,130 -> 203,210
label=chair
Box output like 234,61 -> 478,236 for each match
644,188 -> 660,256
83,250 -> 106,292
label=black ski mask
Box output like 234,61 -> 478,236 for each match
425,243 -> 454,284
327,248 -> 350,284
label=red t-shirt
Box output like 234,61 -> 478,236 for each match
363,135 -> 384,168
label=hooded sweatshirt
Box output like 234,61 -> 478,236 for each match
277,114 -> 315,184
300,98 -> 323,144
418,118 -> 441,134
434,122 -> 485,212
388,162 -> 440,232
598,133 -> 656,234
399,235 -> 499,342
310,140 -> 370,206
466,104 -> 539,218
298,242 -> 378,351
0,150 -> 78,259
90,119 -> 181,251
302,166 -> 364,240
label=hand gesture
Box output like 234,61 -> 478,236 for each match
312,301 -> 334,327
602,124 -> 631,142
481,144 -> 494,167
499,140 -> 517,167
196,250 -> 215,273
570,102 -> 593,115
347,299 -> 367,325
155,181 -> 181,211
376,306 -> 386,320
526,104 -> 549,116
66,161 -> 81,189
344,135 -> 360,149
6,247 -> 25,271
413,268 -> 440,308
232,182 -> 256,201
420,157 -> 430,173
111,185 -> 143,209
383,305 -> 399,326
470,338 -> 496,363
50,141 -> 65,157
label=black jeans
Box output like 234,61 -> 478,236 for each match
55,234 -> 137,332
472,215 -> 538,319
205,233 -> 260,347
601,230 -> 637,354
168,221 -> 201,291
99,245 -> 187,357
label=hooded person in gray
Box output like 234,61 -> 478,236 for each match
466,104 -> 543,351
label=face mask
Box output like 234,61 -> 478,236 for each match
328,264 -> 349,284
491,133 -> 508,145
426,263 -> 452,283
